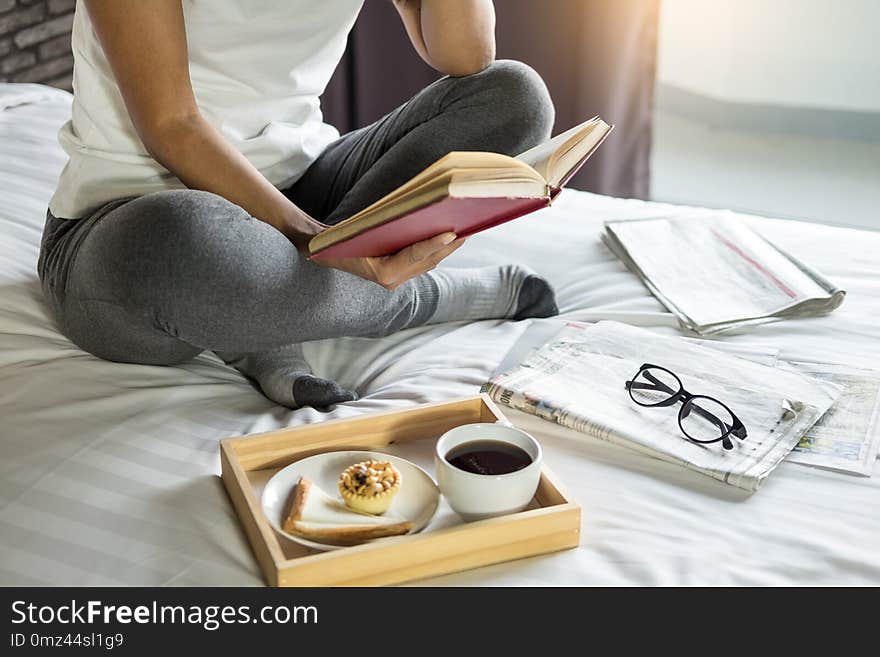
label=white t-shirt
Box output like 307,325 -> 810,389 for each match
49,0 -> 364,218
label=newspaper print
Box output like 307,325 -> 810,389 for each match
786,363 -> 880,476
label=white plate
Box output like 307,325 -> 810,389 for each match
262,450 -> 440,552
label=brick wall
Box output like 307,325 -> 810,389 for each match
0,0 -> 76,90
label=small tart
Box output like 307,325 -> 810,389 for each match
338,460 -> 401,515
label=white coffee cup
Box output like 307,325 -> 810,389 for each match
435,422 -> 543,521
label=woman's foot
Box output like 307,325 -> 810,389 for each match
425,265 -> 558,323
291,374 -> 358,409
511,269 -> 560,320
216,344 -> 357,409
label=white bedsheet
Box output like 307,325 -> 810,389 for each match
1,85 -> 878,586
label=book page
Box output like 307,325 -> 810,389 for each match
337,151 -> 537,227
515,117 -> 609,186
547,120 -> 612,188
309,149 -> 550,254
309,163 -> 545,253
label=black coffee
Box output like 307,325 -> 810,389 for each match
445,440 -> 532,475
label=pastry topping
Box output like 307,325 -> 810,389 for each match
339,460 -> 400,497
339,459 -> 402,515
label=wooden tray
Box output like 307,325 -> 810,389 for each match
220,395 -> 580,586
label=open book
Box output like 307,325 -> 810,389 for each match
309,117 -> 613,259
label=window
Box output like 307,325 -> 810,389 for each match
652,0 -> 880,230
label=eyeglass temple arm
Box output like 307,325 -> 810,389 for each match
625,370 -> 677,395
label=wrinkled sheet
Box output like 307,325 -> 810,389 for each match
1,85 -> 878,586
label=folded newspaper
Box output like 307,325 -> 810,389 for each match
602,214 -> 846,335
787,362 -> 880,476
483,321 -> 840,491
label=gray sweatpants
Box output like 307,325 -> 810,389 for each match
37,61 -> 554,369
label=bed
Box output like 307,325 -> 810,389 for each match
2,85 -> 879,586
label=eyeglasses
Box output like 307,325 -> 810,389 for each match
625,363 -> 747,450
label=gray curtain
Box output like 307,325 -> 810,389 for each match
321,0 -> 660,199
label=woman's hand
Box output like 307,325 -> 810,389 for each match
313,232 -> 465,290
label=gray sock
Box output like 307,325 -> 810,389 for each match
216,344 -> 357,409
423,265 -> 558,324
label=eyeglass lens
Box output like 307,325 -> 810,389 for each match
680,396 -> 736,442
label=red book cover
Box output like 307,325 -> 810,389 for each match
310,192 -> 558,260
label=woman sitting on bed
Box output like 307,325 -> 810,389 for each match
37,0 -> 558,409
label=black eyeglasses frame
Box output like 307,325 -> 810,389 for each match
625,363 -> 748,450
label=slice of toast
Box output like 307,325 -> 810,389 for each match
282,476 -> 413,543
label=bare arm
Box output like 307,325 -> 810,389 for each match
84,0 -> 322,249
393,0 -> 496,76
84,0 -> 463,289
